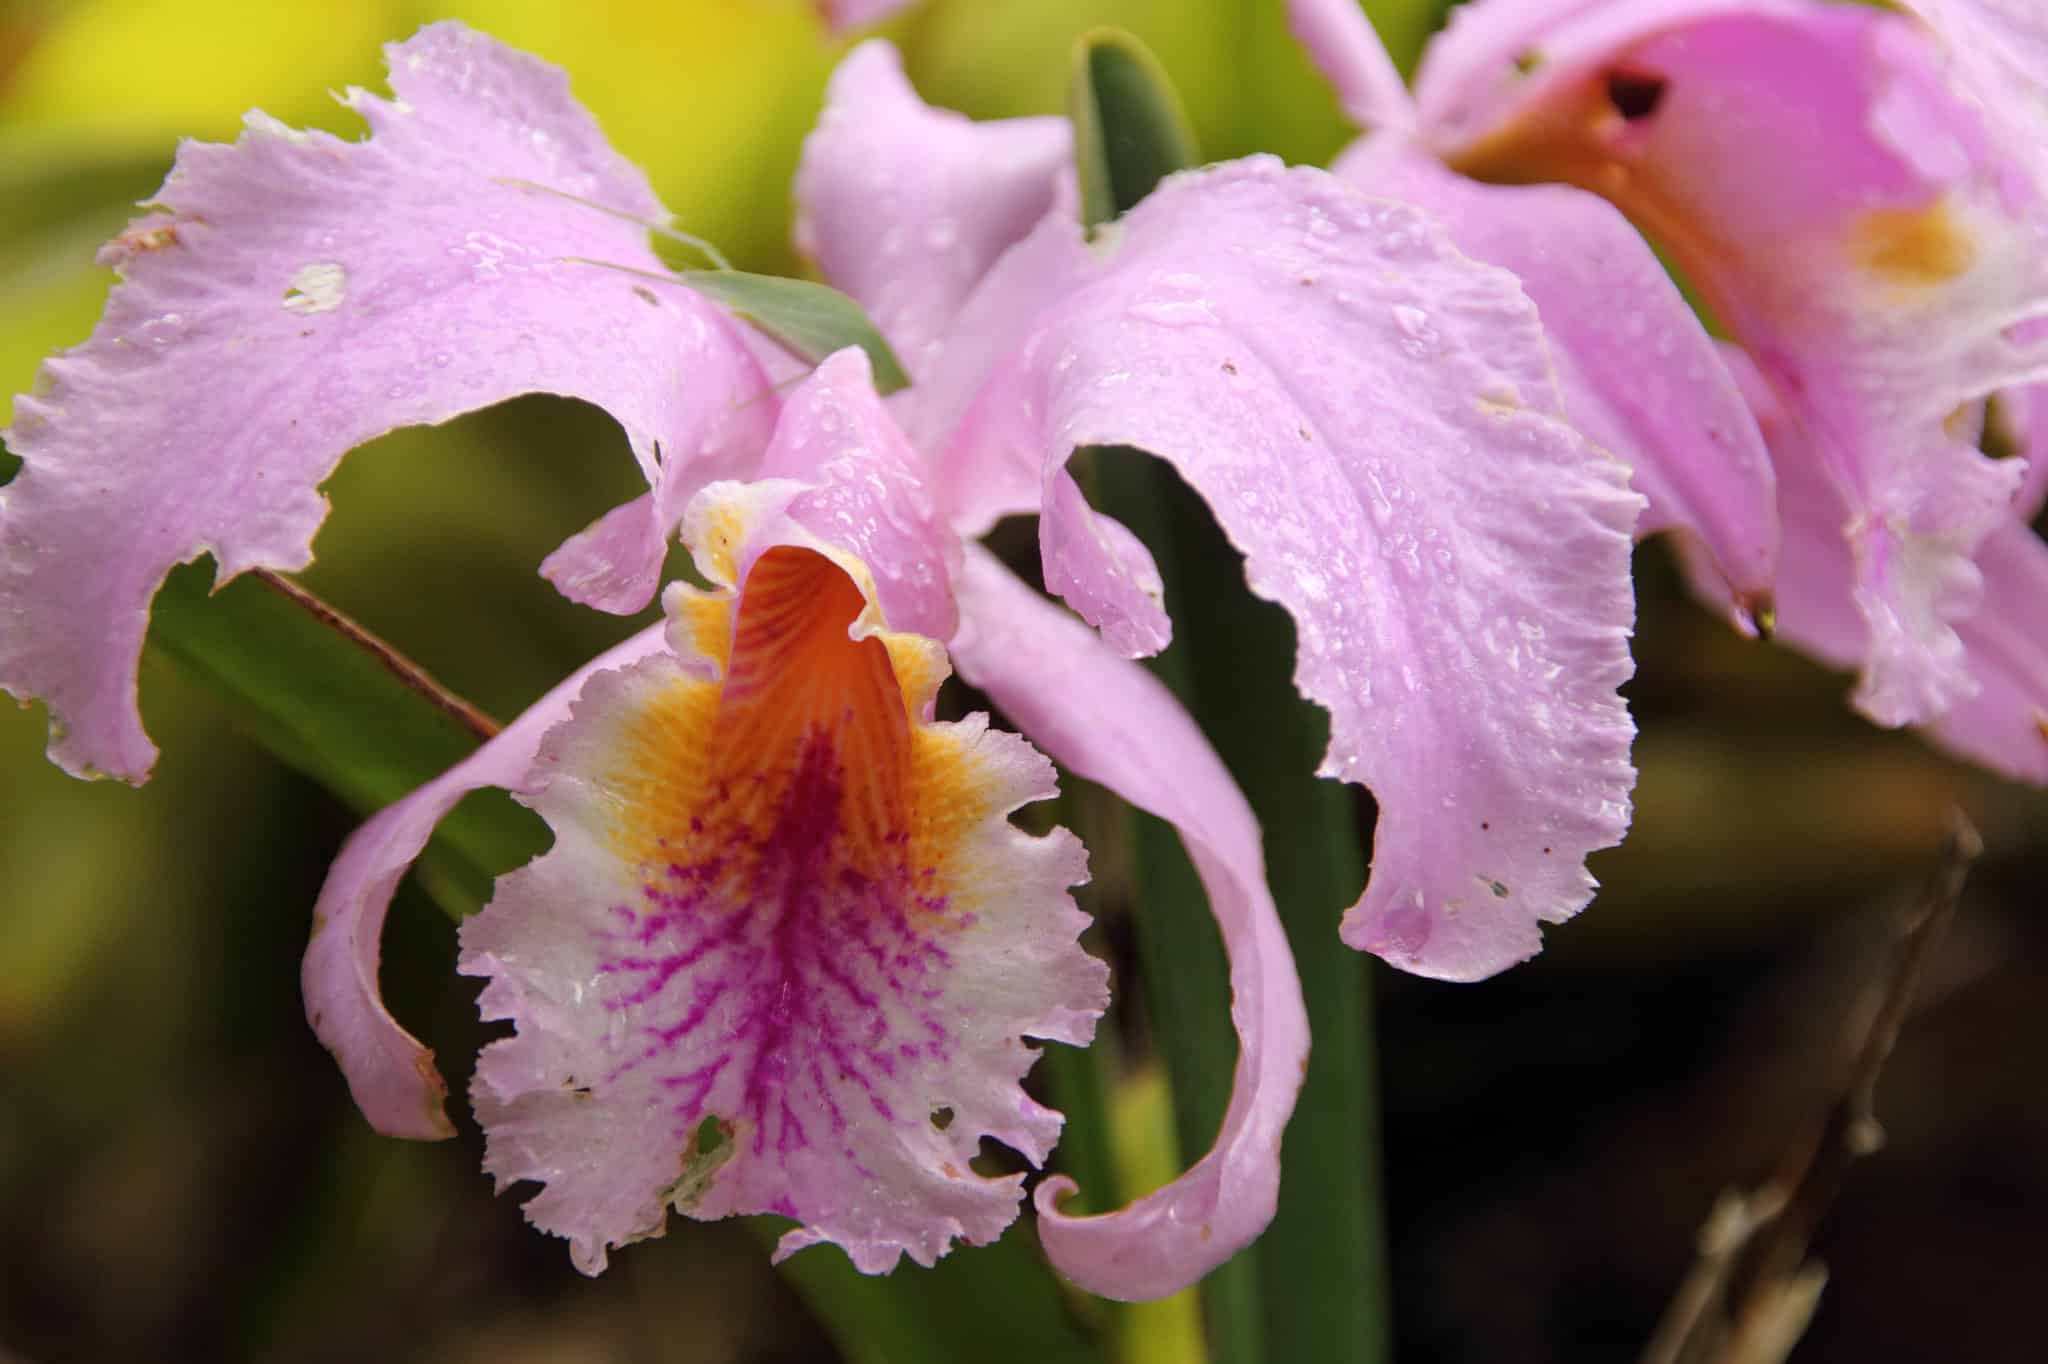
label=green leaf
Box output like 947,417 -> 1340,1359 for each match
146,561 -> 548,917
1100,455 -> 1392,1363
1068,28 -> 1201,230
678,269 -> 910,395
1089,448 -> 1262,1364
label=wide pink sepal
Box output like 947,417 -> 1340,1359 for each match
1335,138 -> 1777,620
949,546 -> 1309,1301
944,158 -> 1643,980
0,21 -> 773,782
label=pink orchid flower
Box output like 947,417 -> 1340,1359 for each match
1291,0 -> 2048,781
0,24 -> 1644,1296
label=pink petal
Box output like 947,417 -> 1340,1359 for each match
303,622 -> 673,1141
1685,345 -> 2048,783
766,348 -> 961,642
1410,0 -> 1795,151
948,545 -> 1309,1302
1925,518 -> 2048,783
1897,0 -> 2048,197
1336,139 -> 1777,622
0,21 -> 774,782
459,492 -> 1105,1276
1998,382 -> 2048,520
1287,0 -> 1418,132
940,157 -> 1643,980
795,42 -> 1069,382
1416,0 -> 2048,726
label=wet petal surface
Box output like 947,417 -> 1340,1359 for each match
942,158 -> 1643,980
460,487 -> 1104,1275
1338,138 -> 1776,619
0,21 -> 773,781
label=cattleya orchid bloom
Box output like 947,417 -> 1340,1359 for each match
1289,0 -> 2048,781
0,23 -> 1646,1295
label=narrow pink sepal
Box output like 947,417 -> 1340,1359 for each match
949,546 -> 1309,1302
303,623 -> 672,1141
795,42 -> 1069,381
942,158 -> 1643,979
1287,0 -> 1418,133
1337,140 -> 1777,620
0,20 -> 773,782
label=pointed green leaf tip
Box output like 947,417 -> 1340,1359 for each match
1068,28 -> 1200,230
680,270 -> 910,395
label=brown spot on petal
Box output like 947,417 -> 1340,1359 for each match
1853,201 -> 1975,289
112,222 -> 181,257
942,1162 -> 961,1179
1200,1224 -> 1213,1242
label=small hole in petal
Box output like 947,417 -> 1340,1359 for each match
930,1106 -> 955,1131
1605,70 -> 1667,121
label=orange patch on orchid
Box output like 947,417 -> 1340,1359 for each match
1851,201 -> 1975,290
599,545 -> 1002,922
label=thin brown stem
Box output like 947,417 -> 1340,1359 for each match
1641,811 -> 1983,1364
251,569 -> 501,741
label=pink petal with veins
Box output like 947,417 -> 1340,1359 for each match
940,158 -> 1642,980
0,21 -> 774,782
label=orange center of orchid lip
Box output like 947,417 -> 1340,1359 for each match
607,545 -> 916,882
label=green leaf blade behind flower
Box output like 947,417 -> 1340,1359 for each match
146,560 -> 548,919
678,269 -> 911,395
1070,21 -> 1391,1363
1068,27 -> 1201,230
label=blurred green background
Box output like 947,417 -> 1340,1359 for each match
3,2 -> 2045,1360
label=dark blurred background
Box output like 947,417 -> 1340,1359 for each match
2,2 -> 2042,1360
